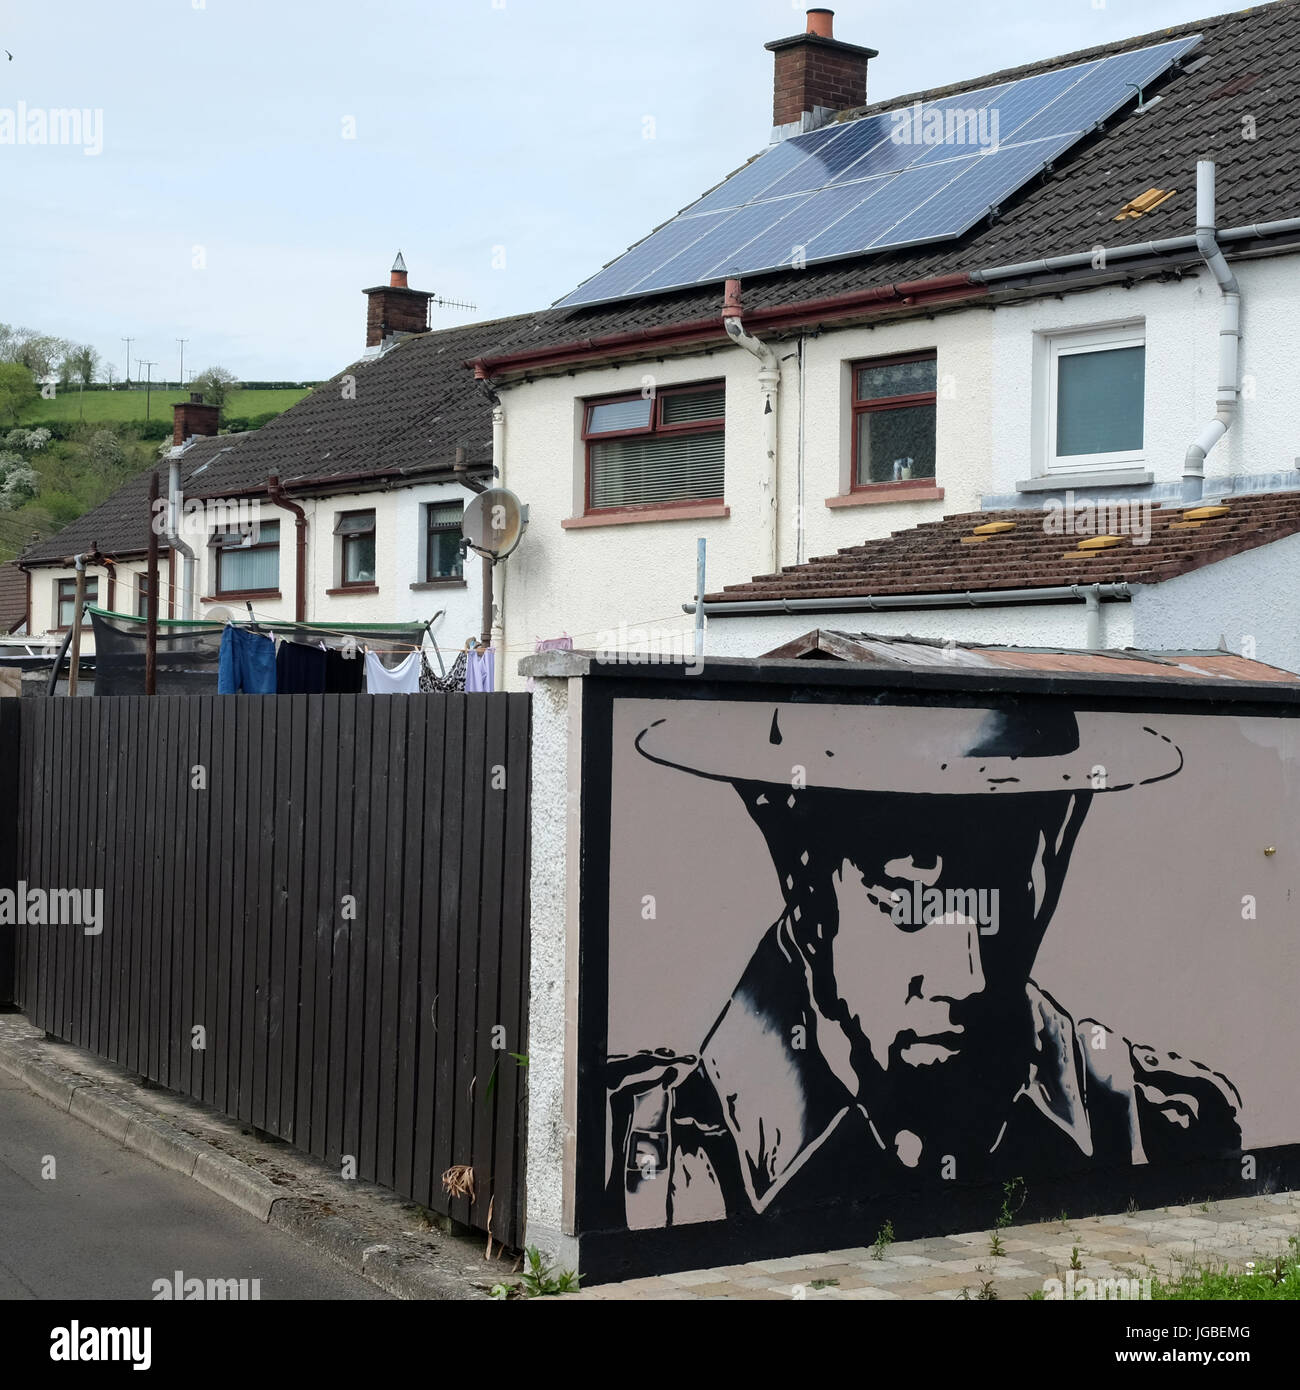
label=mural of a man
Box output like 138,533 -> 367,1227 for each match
607,701 -> 1242,1230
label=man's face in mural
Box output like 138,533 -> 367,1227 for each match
755,786 -> 1092,1153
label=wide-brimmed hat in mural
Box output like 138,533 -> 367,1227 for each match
635,701 -> 1183,795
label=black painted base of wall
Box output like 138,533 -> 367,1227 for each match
574,1146 -> 1300,1286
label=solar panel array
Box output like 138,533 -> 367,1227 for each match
558,34 -> 1202,309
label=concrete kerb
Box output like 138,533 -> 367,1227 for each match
0,1032 -> 480,1302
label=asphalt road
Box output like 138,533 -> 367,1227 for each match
0,1071 -> 387,1300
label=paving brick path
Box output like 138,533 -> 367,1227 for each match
570,1192 -> 1300,1300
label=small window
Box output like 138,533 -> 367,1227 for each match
1046,326 -> 1145,472
212,519 -> 280,595
583,382 -> 724,512
136,572 -> 153,618
852,352 -> 937,488
426,501 -> 464,581
56,576 -> 99,628
334,510 -> 376,587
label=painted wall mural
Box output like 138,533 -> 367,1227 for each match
592,689 -> 1299,1246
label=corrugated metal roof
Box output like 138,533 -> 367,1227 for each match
763,629 -> 1300,683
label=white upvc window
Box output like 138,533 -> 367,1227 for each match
1045,324 -> 1146,473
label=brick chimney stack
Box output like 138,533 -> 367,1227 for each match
172,391 -> 220,446
364,251 -> 433,349
766,9 -> 877,140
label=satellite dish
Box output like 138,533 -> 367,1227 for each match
463,488 -> 528,561
204,604 -> 236,623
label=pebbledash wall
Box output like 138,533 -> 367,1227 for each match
27,477 -> 483,660
495,257 -> 1300,685
520,650 -> 1300,1281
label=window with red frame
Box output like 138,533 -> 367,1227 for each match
583,381 -> 725,512
852,352 -> 937,488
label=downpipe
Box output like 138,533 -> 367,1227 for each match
1183,161 -> 1241,503
723,279 -> 781,575
165,456 -> 196,620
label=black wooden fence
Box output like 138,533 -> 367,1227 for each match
6,693 -> 531,1246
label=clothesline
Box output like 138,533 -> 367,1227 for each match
218,624 -> 495,696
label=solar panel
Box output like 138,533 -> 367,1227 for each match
557,34 -> 1201,309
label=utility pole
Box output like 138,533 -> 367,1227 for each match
121,337 -> 133,387
177,338 -> 188,392
138,360 -> 157,419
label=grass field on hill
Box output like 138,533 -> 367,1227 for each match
19,386 -> 310,425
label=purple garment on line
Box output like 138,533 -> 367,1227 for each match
527,635 -> 573,691
466,648 -> 495,693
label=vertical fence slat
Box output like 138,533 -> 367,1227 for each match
326,695 -> 356,1167
394,697 -> 428,1198
360,695 -> 391,1182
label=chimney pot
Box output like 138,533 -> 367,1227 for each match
806,8 -> 834,38
189,391 -> 203,404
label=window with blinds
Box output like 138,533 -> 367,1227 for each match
584,382 -> 724,511
214,519 -> 280,594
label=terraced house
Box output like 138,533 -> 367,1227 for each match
18,265 -> 525,667
475,3 -> 1300,680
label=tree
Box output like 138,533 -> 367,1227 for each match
87,429 -> 124,473
13,333 -> 69,380
4,427 -> 50,452
69,344 -> 100,387
189,365 -> 239,411
0,452 -> 38,509
0,362 -> 37,425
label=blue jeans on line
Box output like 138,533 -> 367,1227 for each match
217,626 -> 276,694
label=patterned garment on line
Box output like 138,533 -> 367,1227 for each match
424,649 -> 466,693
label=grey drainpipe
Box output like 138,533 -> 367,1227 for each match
1082,583 -> 1103,649
1183,161 -> 1241,503
165,454 -> 195,620
686,581 -> 1132,619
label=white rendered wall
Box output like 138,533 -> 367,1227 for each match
987,257 -> 1300,495
496,309 -> 994,689
703,599 -> 1135,659
1131,532 -> 1300,676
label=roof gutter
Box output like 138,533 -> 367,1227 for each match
189,459 -> 491,503
474,213 -> 1300,381
686,581 -> 1133,618
970,215 -> 1300,285
471,273 -> 980,376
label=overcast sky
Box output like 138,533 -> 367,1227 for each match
1,0 -> 1232,381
